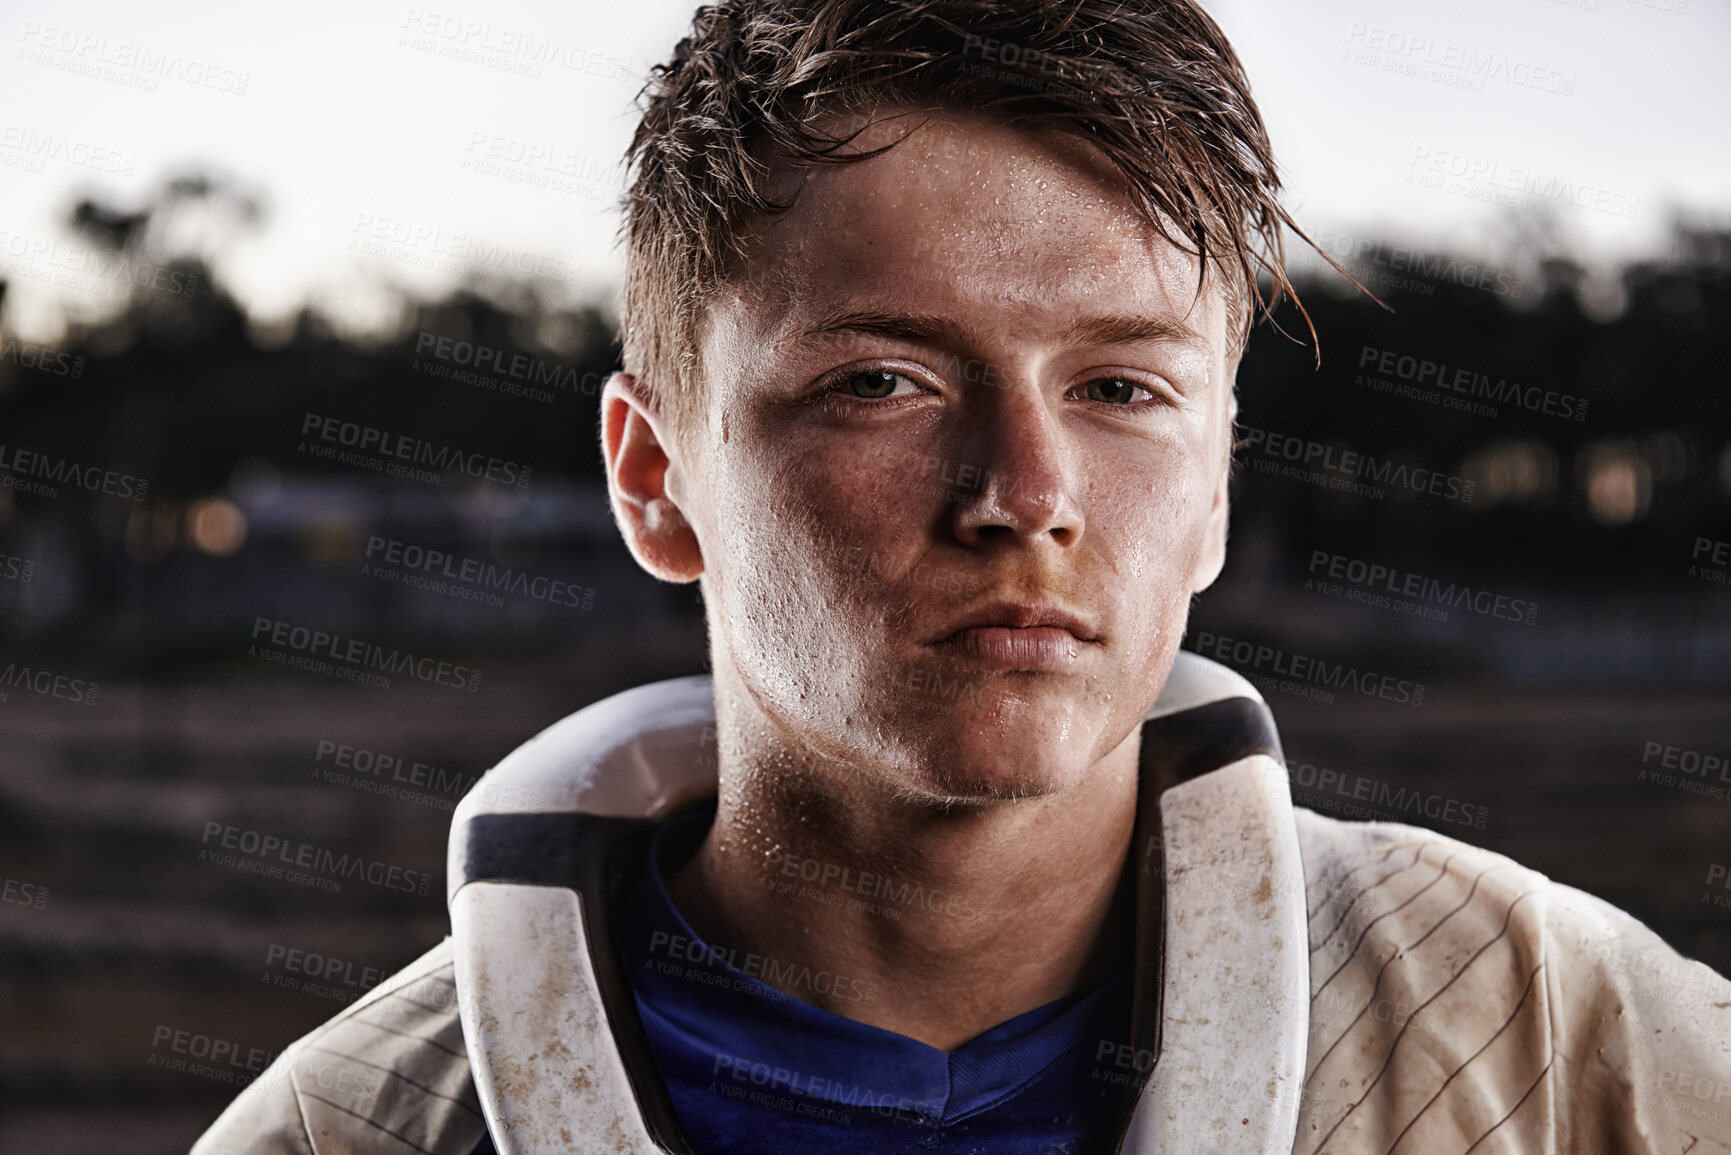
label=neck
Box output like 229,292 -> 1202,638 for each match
664,678 -> 1143,1052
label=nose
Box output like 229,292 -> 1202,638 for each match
949,380 -> 1084,549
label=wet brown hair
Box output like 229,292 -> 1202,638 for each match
622,0 -> 1328,434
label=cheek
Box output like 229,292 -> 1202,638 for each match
701,444 -> 894,682
1082,443 -> 1215,693
1087,440 -> 1211,578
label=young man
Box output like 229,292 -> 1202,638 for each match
196,1 -> 1731,1152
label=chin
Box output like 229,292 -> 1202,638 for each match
913,768 -> 1079,805
879,712 -> 1100,804
832,670 -> 1120,800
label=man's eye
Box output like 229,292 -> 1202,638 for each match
839,369 -> 916,399
1079,377 -> 1155,405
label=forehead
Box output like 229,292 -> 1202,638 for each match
706,109 -> 1228,365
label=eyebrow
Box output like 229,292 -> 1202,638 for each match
781,310 -> 976,347
780,309 -> 1207,350
1062,312 -> 1207,349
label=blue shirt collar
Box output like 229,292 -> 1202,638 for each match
619,806 -> 1134,1125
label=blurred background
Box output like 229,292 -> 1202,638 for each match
0,0 -> 1727,1149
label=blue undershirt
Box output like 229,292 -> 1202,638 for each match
616,807 -> 1141,1154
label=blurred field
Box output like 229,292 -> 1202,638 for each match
0,634 -> 704,1154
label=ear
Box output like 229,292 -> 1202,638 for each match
600,371 -> 704,582
1188,390 -> 1235,594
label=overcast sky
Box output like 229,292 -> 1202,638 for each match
1,0 -> 1726,341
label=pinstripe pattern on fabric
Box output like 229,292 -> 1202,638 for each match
1292,808 -> 1731,1155
192,940 -> 490,1155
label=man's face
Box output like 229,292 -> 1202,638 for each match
638,110 -> 1234,803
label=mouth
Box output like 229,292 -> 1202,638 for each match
928,602 -> 1100,672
